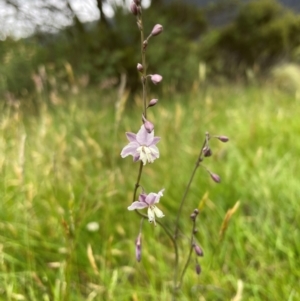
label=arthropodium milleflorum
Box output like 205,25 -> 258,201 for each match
120,0 -> 229,298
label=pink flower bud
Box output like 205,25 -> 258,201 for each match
195,262 -> 201,275
217,136 -> 229,143
210,172 -> 221,183
142,115 -> 154,133
137,63 -> 143,73
150,74 -> 163,85
130,2 -> 138,15
151,24 -> 163,36
135,233 -> 142,262
148,98 -> 158,107
193,244 -> 204,257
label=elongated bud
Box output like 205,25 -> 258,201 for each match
135,233 -> 142,262
210,172 -> 221,183
150,74 -> 163,85
148,98 -> 158,107
193,244 -> 204,257
217,135 -> 229,143
151,24 -> 163,36
203,146 -> 212,157
130,2 -> 138,15
195,262 -> 201,275
142,115 -> 154,133
137,63 -> 143,73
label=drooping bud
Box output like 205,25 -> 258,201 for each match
210,172 -> 221,183
148,98 -> 158,107
203,146 -> 212,157
217,135 -> 229,143
130,2 -> 138,15
135,233 -> 142,262
137,63 -> 143,73
142,115 -> 154,133
151,24 -> 163,36
195,262 -> 201,275
150,74 -> 163,85
193,244 -> 204,257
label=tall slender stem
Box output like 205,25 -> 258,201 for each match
172,136 -> 207,293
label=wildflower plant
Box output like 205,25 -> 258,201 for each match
121,0 -> 229,298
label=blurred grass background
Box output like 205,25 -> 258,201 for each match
1,0 -> 300,300
1,82 -> 300,300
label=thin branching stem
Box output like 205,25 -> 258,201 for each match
172,135 -> 207,291
177,219 -> 197,289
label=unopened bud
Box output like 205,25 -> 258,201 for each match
151,24 -> 163,36
133,0 -> 141,4
190,213 -> 197,221
135,233 -> 142,262
210,172 -> 221,183
130,2 -> 138,15
193,244 -> 204,257
148,98 -> 158,107
193,209 -> 199,215
137,63 -> 143,73
203,146 -> 212,157
150,74 -> 163,85
142,115 -> 154,133
217,135 -> 229,143
195,262 -> 201,275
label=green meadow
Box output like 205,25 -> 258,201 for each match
0,83 -> 299,300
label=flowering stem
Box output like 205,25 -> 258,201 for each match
174,135 -> 207,238
138,12 -> 147,117
177,219 -> 197,289
132,161 -> 144,203
172,136 -> 207,290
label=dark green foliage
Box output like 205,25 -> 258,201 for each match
200,0 -> 300,77
1,0 -> 300,97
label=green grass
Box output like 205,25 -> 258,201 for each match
0,84 -> 299,300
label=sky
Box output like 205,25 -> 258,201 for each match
0,0 -> 150,40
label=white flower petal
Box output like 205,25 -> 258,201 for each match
147,207 -> 156,224
153,206 -> 164,218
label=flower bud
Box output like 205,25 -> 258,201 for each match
142,115 -> 154,133
143,40 -> 148,50
210,172 -> 221,183
151,24 -> 163,36
130,2 -> 138,15
217,135 -> 229,143
195,262 -> 201,275
190,212 -> 197,221
193,209 -> 199,215
150,74 -> 163,85
148,98 -> 158,107
137,63 -> 143,73
135,233 -> 142,262
133,0 -> 141,4
193,244 -> 204,257
203,146 -> 212,157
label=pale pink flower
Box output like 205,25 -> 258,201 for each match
120,125 -> 160,165
128,189 -> 165,225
